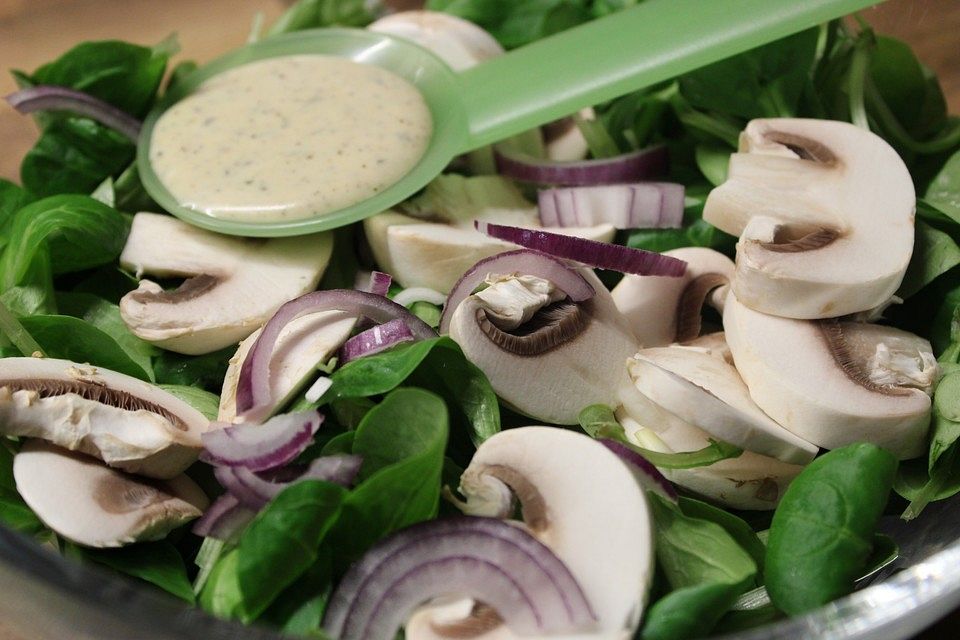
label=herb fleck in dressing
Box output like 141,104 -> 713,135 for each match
149,55 -> 432,222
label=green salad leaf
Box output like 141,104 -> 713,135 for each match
82,542 -> 196,603
158,385 -> 221,420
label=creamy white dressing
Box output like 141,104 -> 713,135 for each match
150,54 -> 432,222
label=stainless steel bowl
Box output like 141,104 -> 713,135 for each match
1,494 -> 959,640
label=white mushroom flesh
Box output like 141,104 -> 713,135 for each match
14,439 -> 208,548
0,358 -> 208,478
703,118 -> 915,318
368,11 -> 504,72
120,212 -> 333,355
474,274 -> 565,330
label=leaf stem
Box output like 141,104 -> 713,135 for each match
0,298 -> 44,357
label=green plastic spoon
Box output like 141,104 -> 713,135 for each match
138,0 -> 880,237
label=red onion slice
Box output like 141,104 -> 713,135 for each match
599,439 -> 679,503
199,411 -> 323,471
339,318 -> 415,364
192,493 -> 256,543
476,221 -> 687,278
215,454 -> 363,509
366,271 -> 393,297
236,290 -> 435,420
439,249 -> 595,334
538,183 -> 684,230
5,85 -> 142,142
324,517 -> 596,640
494,144 -> 667,186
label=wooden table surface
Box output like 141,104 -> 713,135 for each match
0,0 -> 959,639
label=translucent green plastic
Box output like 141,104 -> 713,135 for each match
138,0 -> 880,237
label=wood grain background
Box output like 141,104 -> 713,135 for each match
0,1 -> 957,639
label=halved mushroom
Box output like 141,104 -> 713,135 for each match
623,345 -> 818,464
611,247 -> 734,345
364,209 -> 615,294
448,270 -> 638,424
703,118 -> 915,318
723,291 -> 936,459
0,357 -> 208,478
616,408 -> 803,511
219,310 -> 356,421
369,11 -> 504,71
14,439 -> 208,547
422,427 -> 652,640
119,213 -> 333,354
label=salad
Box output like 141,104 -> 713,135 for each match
1,1 -> 960,639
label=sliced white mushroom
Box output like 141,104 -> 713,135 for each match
611,247 -> 734,346
119,212 -> 333,355
543,108 -> 594,162
369,11 -> 504,72
623,346 -> 818,464
0,357 -> 208,479
616,408 -> 803,511
14,439 -> 208,548
723,291 -> 936,459
365,209 -> 615,293
438,427 -> 653,640
449,270 -> 638,424
703,118 -> 915,318
218,310 -> 356,421
680,331 -> 734,365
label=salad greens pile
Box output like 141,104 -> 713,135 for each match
1,0 -> 960,639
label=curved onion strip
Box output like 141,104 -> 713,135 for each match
215,454 -> 363,509
599,439 -> 678,503
367,271 -> 393,297
236,290 -> 435,419
538,183 -> 684,230
339,318 -> 415,364
495,144 -> 667,186
439,249 -> 595,335
191,493 -> 256,543
199,411 -> 322,471
324,517 -> 596,640
476,221 -> 687,278
5,85 -> 142,142
393,286 -> 447,308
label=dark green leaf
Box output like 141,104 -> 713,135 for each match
30,38 -> 171,117
694,144 -> 731,187
0,195 -> 129,290
409,300 -> 441,328
0,179 -> 33,235
234,480 -> 345,622
267,0 -> 377,35
327,388 -> 448,570
678,497 -> 766,571
326,338 -> 442,400
57,292 -> 157,381
869,36 -> 928,132
158,385 -> 221,420
642,581 -> 748,640
259,550 -> 334,635
199,548 -> 243,619
83,542 -> 195,603
926,149 -> 960,223
21,117 -> 134,197
154,347 -> 235,392
317,226 -> 360,291
765,443 -> 897,615
898,219 -> 960,298
20,314 -> 152,380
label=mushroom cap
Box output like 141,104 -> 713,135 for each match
618,410 -> 803,511
363,209 -> 615,294
0,357 -> 208,478
703,118 -> 915,318
610,247 -> 734,346
218,310 -> 355,421
459,427 -> 653,635
625,346 -> 818,464
369,11 -> 504,72
14,440 -> 208,548
723,291 -> 934,459
449,270 -> 638,424
119,213 -> 333,355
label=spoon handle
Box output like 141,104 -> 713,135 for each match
457,0 -> 879,151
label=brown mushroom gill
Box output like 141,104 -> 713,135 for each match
94,472 -> 183,515
764,131 -> 839,165
675,272 -> 730,343
0,378 -> 189,431
759,226 -> 840,253
475,299 -> 592,357
128,273 -> 222,305
819,319 -> 912,397
472,464 -> 549,533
